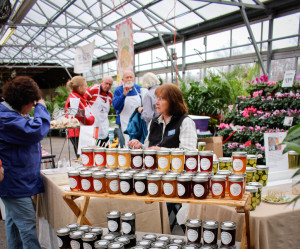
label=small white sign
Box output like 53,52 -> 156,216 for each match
283,116 -> 293,126
282,70 -> 295,88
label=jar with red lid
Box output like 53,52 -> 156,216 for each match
131,149 -> 144,170
147,174 -> 162,197
119,173 -> 133,195
232,151 -> 247,174
162,175 -> 177,198
133,173 -> 147,196
92,171 -> 106,193
192,175 -> 209,199
199,151 -> 213,172
80,170 -> 93,192
211,175 -> 226,198
106,172 -> 120,194
81,147 -> 94,167
220,221 -> 237,247
228,175 -> 244,200
68,170 -> 80,191
143,150 -> 157,170
185,150 -> 199,172
177,175 -> 192,199
94,147 -> 106,167
216,170 -> 232,193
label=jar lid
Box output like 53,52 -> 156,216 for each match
247,154 -> 257,159
81,147 -> 94,152
167,244 -> 182,249
220,221 -> 237,230
69,230 -> 84,239
106,148 -> 118,153
182,245 -> 198,249
167,172 -> 181,176
68,170 -> 80,176
216,170 -> 231,176
127,169 -> 140,175
151,241 -> 168,248
256,165 -> 269,170
90,227 -> 103,235
119,173 -> 133,180
246,167 -> 256,173
186,218 -> 201,227
199,151 -> 213,156
80,170 -> 92,177
247,182 -> 263,188
102,168 -> 113,173
245,186 -> 258,193
171,150 -> 184,155
106,210 -> 121,218
103,234 -> 117,241
203,220 -> 218,229
108,242 -> 125,249
177,175 -> 192,182
56,227 -> 70,236
183,171 -> 197,176
147,174 -> 162,180
155,171 -> 166,176
184,150 -> 198,156
232,151 -> 247,157
288,150 -> 299,155
78,225 -> 90,232
196,172 -> 210,177
115,236 -> 130,245
143,149 -> 157,155
133,173 -> 147,180
118,148 -> 131,153
94,147 -> 106,152
131,149 -> 144,155
121,212 -> 136,220
132,246 -> 146,249
66,223 -> 79,231
201,246 -> 217,249
142,234 -> 157,241
93,171 -> 106,178
95,240 -> 111,248
115,169 -> 125,174
228,175 -> 244,182
137,240 -> 152,247
157,150 -> 170,155
170,238 -> 185,245
198,142 -> 206,145
162,175 -> 177,181
78,167 -> 88,171
82,232 -> 97,241
211,175 -> 226,181
157,235 -> 170,242
213,160 -> 219,164
106,172 -> 119,179
90,167 -> 101,172
219,157 -> 232,163
192,175 -> 208,182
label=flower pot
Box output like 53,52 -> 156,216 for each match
189,115 -> 210,132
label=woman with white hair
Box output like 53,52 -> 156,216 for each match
138,72 -> 160,126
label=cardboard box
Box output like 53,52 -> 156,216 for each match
198,136 -> 223,158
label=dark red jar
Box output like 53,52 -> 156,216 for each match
185,150 -> 199,172
199,151 -> 213,172
133,173 -> 147,196
203,220 -> 218,247
186,218 -> 202,245
177,175 -> 192,198
192,175 -> 209,199
220,221 -> 237,247
143,149 -> 157,170
131,149 -> 144,170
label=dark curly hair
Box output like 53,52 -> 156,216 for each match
3,76 -> 41,112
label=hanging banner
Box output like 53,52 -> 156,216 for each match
116,18 -> 134,85
74,41 -> 95,73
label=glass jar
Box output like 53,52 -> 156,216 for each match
131,149 -> 144,170
137,240 -> 153,248
247,182 -> 263,206
185,150 -> 199,172
192,175 -> 209,199
228,175 -> 244,200
151,241 -> 167,248
177,175 -> 192,199
246,155 -> 257,168
220,221 -> 236,247
198,141 -> 206,151
56,227 -> 70,249
115,236 -> 130,249
107,210 -> 121,233
90,227 -> 103,241
288,150 -> 300,169
108,242 -> 125,249
216,170 -> 231,193
186,218 -> 202,245
234,173 -> 247,193
80,170 -> 93,192
92,171 -> 106,194
142,234 -> 157,242
212,160 -> 218,174
144,150 -> 157,170
167,244 -> 181,249
118,148 -> 131,169
81,147 -> 94,167
128,234 -> 137,248
255,165 -> 269,186
162,175 -> 177,198
202,220 -> 218,247
94,147 -> 106,167
106,148 -> 118,169
147,174 -> 162,197
102,168 -> 113,173
119,173 -> 133,195
78,225 -> 90,233
199,151 -> 214,172
133,173 -> 147,196
182,245 -> 198,249
66,223 -> 79,232
171,150 -> 185,172
102,234 -> 117,242
246,167 -> 256,183
157,235 -> 171,244
95,240 -> 110,249
245,186 -> 258,211
218,157 -> 233,171
121,212 -> 136,235
232,151 -> 247,174
211,175 -> 226,198
82,232 -> 97,249
157,150 -> 170,172
69,230 -> 84,249
106,172 -> 120,194
68,170 -> 80,191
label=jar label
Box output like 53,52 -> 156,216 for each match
230,183 -> 242,196
83,242 -> 92,249
57,236 -> 63,247
108,220 -> 118,232
93,179 -> 103,191
109,180 -> 119,192
233,159 -> 243,172
158,157 -> 168,169
81,179 -> 91,190
148,182 -> 158,195
172,158 -> 182,170
221,231 -> 232,245
132,156 -> 143,168
135,181 -> 145,193
212,183 -> 223,196
187,229 -> 198,242
163,183 -> 174,196
120,181 -> 130,193
193,184 -> 205,197
94,154 -> 104,165
107,155 -> 115,166
203,230 -> 215,244
81,154 -> 90,165
201,158 -> 211,171
177,183 -> 186,196
122,221 -> 131,234
186,158 -> 197,170
145,156 -> 154,167
69,177 -> 77,189
71,240 -> 80,249
118,155 -> 127,167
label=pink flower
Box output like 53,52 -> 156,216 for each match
249,126 -> 254,132
267,96 -> 273,101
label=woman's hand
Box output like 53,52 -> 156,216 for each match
138,107 -> 143,113
37,99 -> 46,107
147,146 -> 161,150
128,139 -> 142,149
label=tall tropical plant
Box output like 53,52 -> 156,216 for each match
44,85 -> 69,114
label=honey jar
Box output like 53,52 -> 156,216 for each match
228,175 -> 244,200
162,175 -> 177,198
185,150 -> 199,172
171,150 -> 185,172
220,221 -> 236,247
80,170 -> 93,192
218,157 -> 233,171
247,182 -> 263,206
56,227 -> 70,249
234,173 -> 247,193
69,230 -> 84,249
186,218 -> 202,245
157,150 -> 170,172
121,212 -> 136,235
92,171 -> 106,193
202,220 -> 218,247
246,155 -> 257,168
133,173 -> 147,196
199,151 -> 214,172
147,174 -> 162,197
68,170 -> 80,191
106,148 -> 118,169
119,173 -> 133,195
192,175 -> 209,199
144,150 -> 157,170
118,148 -> 131,169
106,172 -> 120,194
213,160 -> 219,174
131,149 -> 144,170
94,147 -> 106,167
82,232 -> 97,249
211,175 -> 226,198
255,165 -> 269,186
177,175 -> 192,199
232,151 -> 247,174
81,147 -> 94,167
216,170 -> 232,193
245,186 -> 258,211
246,167 -> 256,183
198,141 -> 206,151
107,210 -> 121,233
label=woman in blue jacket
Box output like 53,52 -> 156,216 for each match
0,76 -> 50,249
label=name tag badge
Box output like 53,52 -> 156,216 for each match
168,129 -> 175,136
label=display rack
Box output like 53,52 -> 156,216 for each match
63,191 -> 251,249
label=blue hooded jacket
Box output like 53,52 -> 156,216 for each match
0,101 -> 50,197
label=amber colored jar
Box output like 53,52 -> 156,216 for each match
133,173 -> 148,196
185,150 -> 199,172
216,170 -> 232,193
131,149 -> 144,170
220,221 -> 236,247
228,175 -> 244,200
56,227 -> 70,249
143,150 -> 157,170
232,151 -> 247,174
171,150 -> 185,172
157,150 -> 170,172
92,171 -> 106,193
202,220 -> 218,247
119,173 -> 133,195
234,173 -> 247,193
118,148 -> 131,169
199,151 -> 214,172
94,147 -> 106,167
68,170 -> 80,191
162,175 -> 177,198
147,174 -> 162,197
192,175 -> 209,199
186,218 -> 202,245
177,175 -> 192,199
80,170 -> 93,192
69,230 -> 84,249
106,148 -> 118,168
211,175 -> 226,198
81,147 -> 94,167
106,172 -> 120,194
121,212 -> 136,235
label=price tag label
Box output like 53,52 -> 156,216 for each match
283,116 -> 293,126
282,70 -> 295,88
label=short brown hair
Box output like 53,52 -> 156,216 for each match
155,83 -> 188,116
3,76 -> 41,112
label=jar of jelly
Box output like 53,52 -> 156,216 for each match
115,236 -> 130,249
82,232 -> 97,248
94,147 -> 106,167
147,174 -> 162,197
68,170 -> 80,191
157,235 -> 171,244
119,173 -> 133,195
151,241 -> 167,248
90,167 -> 101,173
234,173 -> 247,193
56,227 -> 70,249
106,148 -> 118,169
95,240 -> 110,249
212,160 -> 218,174
170,238 -> 185,245
232,151 -> 247,174
183,245 -> 198,249
142,234 -> 157,242
211,175 -> 226,198
199,151 -> 213,172
66,223 -> 79,232
192,175 -> 209,199
220,221 -> 236,247
202,220 -> 218,246
102,233 -> 118,242
167,244 -> 181,249
121,212 -> 136,235
186,218 -> 202,245
131,149 -> 144,170
144,150 -> 157,170
106,172 -> 120,194
78,225 -> 90,233
218,157 -> 233,171
108,242 -> 125,249
80,170 -> 93,192
185,150 -> 199,172
228,175 -> 244,200
245,186 -> 258,211
128,234 -> 137,247
171,150 -> 185,172
177,175 -> 192,199
162,175 -> 177,198
118,148 -> 131,169
246,167 -> 256,183
255,165 -> 269,186
247,155 -> 257,168
69,230 -> 84,249
102,168 -> 113,173
81,147 -> 94,167
247,182 -> 263,206
198,141 -> 206,151
157,150 -> 170,172
93,171 -> 106,193
216,170 -> 231,193
90,227 -> 103,241
137,240 -> 153,248
133,173 -> 147,196
107,210 -> 121,233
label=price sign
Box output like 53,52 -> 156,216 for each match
282,70 -> 295,88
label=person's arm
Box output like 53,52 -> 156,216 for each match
112,86 -> 126,112
128,120 -> 152,149
0,164 -> 4,182
178,117 -> 197,150
141,94 -> 154,124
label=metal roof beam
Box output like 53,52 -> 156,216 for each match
198,0 -> 266,9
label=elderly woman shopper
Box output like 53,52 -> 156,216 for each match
128,83 -> 197,150
0,76 -> 50,249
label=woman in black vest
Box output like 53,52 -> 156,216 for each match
128,83 -> 197,150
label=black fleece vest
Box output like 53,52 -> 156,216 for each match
148,114 -> 187,148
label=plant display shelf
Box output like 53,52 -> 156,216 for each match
63,191 -> 251,249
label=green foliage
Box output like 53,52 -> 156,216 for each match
45,85 -> 69,114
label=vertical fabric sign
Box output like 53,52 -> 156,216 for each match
116,18 -> 134,85
74,41 -> 95,73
